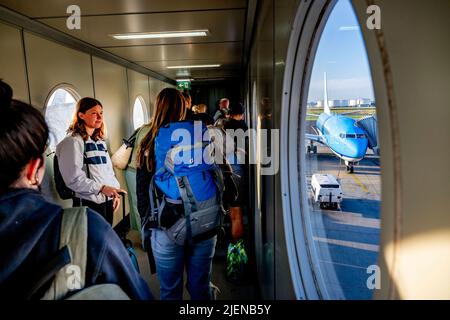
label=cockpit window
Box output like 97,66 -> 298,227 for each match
340,133 -> 366,139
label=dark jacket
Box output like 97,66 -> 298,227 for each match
191,112 -> 214,126
0,188 -> 152,300
222,118 -> 248,132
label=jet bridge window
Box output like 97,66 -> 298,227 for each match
301,0 -> 380,300
44,86 -> 79,151
133,96 -> 148,130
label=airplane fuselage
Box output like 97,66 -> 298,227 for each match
316,113 -> 368,163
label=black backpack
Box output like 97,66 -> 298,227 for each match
54,142 -> 89,200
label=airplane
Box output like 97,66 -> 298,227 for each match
306,72 -> 372,173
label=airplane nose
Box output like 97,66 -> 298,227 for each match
347,140 -> 367,159
353,140 -> 368,159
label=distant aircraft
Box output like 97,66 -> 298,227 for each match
306,73 -> 374,173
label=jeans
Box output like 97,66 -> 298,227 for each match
230,164 -> 247,206
151,229 -> 216,300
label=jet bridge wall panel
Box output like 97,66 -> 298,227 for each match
354,0 -> 450,299
274,0 -> 300,300
149,77 -> 173,118
249,0 -> 276,300
0,22 -> 28,103
127,69 -> 150,134
24,31 -> 94,111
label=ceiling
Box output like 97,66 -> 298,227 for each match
0,0 -> 248,81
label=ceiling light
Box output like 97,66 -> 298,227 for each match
167,64 -> 221,69
111,30 -> 209,40
176,78 -> 193,82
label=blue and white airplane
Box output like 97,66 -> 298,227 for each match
306,73 -> 369,173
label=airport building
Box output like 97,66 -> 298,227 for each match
312,98 -> 373,107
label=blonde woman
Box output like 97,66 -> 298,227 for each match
56,97 -> 126,225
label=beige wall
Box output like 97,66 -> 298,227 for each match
148,77 -> 175,118
353,0 -> 450,300
24,32 -> 94,112
0,22 -> 29,103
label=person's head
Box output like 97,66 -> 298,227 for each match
0,80 -> 48,194
68,97 -> 105,141
182,91 -> 192,109
192,103 -> 207,114
219,98 -> 229,110
138,88 -> 186,171
228,102 -> 245,120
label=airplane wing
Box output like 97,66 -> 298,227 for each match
305,133 -> 326,145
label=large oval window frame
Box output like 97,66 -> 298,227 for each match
43,83 -> 81,150
132,95 -> 148,130
280,0 -> 400,300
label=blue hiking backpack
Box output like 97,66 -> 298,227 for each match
143,120 -> 226,245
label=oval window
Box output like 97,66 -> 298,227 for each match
133,96 -> 148,130
305,0 -> 380,299
44,87 -> 79,151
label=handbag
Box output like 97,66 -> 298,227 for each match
111,128 -> 140,170
111,143 -> 133,169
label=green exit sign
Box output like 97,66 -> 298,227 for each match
177,80 -> 191,90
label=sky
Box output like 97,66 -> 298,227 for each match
307,0 -> 375,102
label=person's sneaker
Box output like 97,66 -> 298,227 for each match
210,282 -> 221,300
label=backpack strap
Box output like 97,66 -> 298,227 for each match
174,176 -> 198,246
140,172 -> 162,274
212,166 -> 225,207
40,206 -> 88,300
126,127 -> 140,147
24,246 -> 71,300
145,167 -> 165,228
83,141 -> 90,179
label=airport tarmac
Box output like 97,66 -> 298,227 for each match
305,142 -> 381,300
